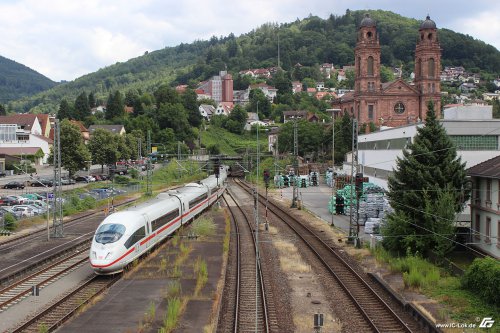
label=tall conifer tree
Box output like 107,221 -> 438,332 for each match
383,101 -> 470,255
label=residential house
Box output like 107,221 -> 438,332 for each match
482,93 -> 500,101
69,120 -> 90,144
199,104 -> 216,120
215,102 -> 234,117
248,83 -> 277,102
467,155 -> 500,259
459,82 -> 477,93
291,81 -> 302,93
316,82 -> 325,91
244,112 -> 266,131
0,115 -> 53,165
88,125 -> 126,136
319,63 -> 335,79
283,111 -> 319,123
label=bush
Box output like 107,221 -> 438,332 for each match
3,213 -> 17,231
462,257 -> 500,307
113,175 -> 130,184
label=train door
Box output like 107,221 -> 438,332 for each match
142,213 -> 151,248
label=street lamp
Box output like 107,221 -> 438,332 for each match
326,109 -> 340,226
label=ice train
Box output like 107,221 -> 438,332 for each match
89,167 -> 227,274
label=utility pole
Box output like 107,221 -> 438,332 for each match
348,118 -> 359,243
52,120 -> 64,238
146,130 -> 152,196
291,116 -> 299,208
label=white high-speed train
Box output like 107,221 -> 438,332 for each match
89,166 -> 227,274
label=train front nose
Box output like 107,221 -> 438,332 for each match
89,244 -> 118,273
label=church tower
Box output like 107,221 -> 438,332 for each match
354,14 -> 381,98
414,15 -> 442,119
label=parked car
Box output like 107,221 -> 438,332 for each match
8,195 -> 27,204
11,205 -> 35,217
24,199 -> 49,210
0,196 -> 19,206
30,178 -> 53,187
61,178 -> 76,185
3,181 -> 25,189
0,171 -> 6,177
0,206 -> 23,219
74,176 -> 90,183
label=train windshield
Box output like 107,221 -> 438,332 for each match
95,223 -> 126,244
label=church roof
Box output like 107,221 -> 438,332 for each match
420,15 -> 437,29
360,13 -> 376,28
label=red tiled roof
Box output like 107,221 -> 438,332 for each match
0,114 -> 38,130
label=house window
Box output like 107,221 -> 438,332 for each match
486,179 -> 492,207
485,217 -> 491,243
428,58 -> 435,78
474,214 -> 480,240
368,105 -> 374,120
497,220 -> 500,248
498,180 -> 500,209
367,56 -> 374,76
474,179 -> 481,205
394,102 -> 405,114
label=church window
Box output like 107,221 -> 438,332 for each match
368,82 -> 374,91
357,57 -> 361,75
428,33 -> 433,40
367,31 -> 372,39
368,105 -> 374,120
417,58 -> 422,77
428,58 -> 435,78
367,56 -> 374,76
394,102 -> 405,114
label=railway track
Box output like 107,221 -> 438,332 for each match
222,188 -> 271,333
0,245 -> 90,313
0,197 -> 137,288
11,274 -> 120,333
236,179 -> 420,333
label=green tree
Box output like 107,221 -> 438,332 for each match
88,92 -> 96,108
0,103 -> 6,116
182,88 -> 202,127
383,101 -> 470,256
74,92 -> 90,121
224,104 -> 247,134
155,103 -> 192,141
380,65 -> 395,83
247,89 -> 271,119
88,129 -> 120,169
51,119 -> 91,177
106,90 -> 125,120
57,99 -> 72,120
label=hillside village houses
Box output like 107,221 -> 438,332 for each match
0,114 -> 52,169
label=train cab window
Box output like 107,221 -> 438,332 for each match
95,224 -> 126,244
124,226 -> 146,249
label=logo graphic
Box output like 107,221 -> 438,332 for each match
479,317 -> 495,328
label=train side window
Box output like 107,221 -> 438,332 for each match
124,226 -> 146,249
151,209 -> 180,232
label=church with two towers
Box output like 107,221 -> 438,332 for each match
333,14 -> 442,128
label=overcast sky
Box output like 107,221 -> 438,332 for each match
0,0 -> 498,82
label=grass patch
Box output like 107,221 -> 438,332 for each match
159,258 -> 168,273
161,297 -> 182,332
194,256 -> 208,296
165,280 -> 182,299
191,216 -> 216,237
223,210 -> 231,253
170,265 -> 182,278
370,246 -> 500,326
274,239 -> 311,273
